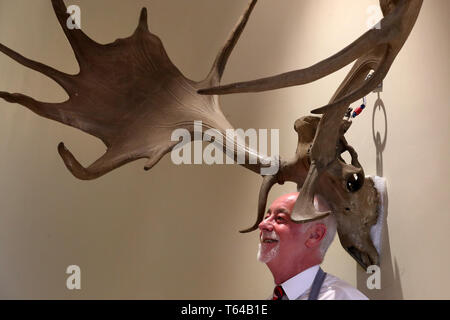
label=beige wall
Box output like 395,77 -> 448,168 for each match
0,0 -> 448,299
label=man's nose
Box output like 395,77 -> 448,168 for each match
259,218 -> 273,232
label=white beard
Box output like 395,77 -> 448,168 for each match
257,231 -> 280,263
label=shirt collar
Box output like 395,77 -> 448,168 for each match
280,265 -> 320,300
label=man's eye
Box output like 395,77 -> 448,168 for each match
276,216 -> 286,222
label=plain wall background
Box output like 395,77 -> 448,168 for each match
0,0 -> 448,299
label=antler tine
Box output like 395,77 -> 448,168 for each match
0,43 -> 75,94
136,8 -> 150,33
199,0 -> 424,96
0,90 -> 114,146
206,0 -> 258,85
58,142 -> 147,180
0,91 -> 71,123
58,139 -> 179,180
240,174 -> 278,233
51,0 -> 98,65
291,162 -> 332,223
198,25 -> 384,95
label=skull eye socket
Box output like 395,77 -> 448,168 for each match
346,173 -> 363,192
340,150 -> 352,164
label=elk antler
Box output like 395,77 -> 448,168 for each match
0,0 -> 267,180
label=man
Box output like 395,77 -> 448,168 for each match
258,192 -> 368,300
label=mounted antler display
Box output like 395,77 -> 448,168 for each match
0,0 -> 423,269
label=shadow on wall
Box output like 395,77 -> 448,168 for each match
356,97 -> 404,300
372,94 -> 387,177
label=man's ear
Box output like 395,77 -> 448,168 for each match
305,223 -> 327,248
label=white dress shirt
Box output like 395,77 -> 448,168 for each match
279,265 -> 368,300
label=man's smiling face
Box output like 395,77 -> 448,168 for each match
257,192 -> 306,264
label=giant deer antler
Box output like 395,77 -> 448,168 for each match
0,0 -> 423,269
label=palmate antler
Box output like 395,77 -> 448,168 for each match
0,0 -> 268,179
200,0 -> 423,267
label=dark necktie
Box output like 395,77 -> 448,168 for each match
272,285 -> 285,300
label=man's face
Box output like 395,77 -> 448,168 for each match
257,192 -> 307,264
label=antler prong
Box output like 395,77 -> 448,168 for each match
240,174 -> 278,233
0,91 -> 70,122
0,43 -> 75,93
206,0 -> 258,84
143,144 -> 177,171
58,142 -> 107,180
136,8 -> 150,33
51,0 -> 98,64
199,27 -> 385,95
291,163 -> 331,223
58,142 -> 146,180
